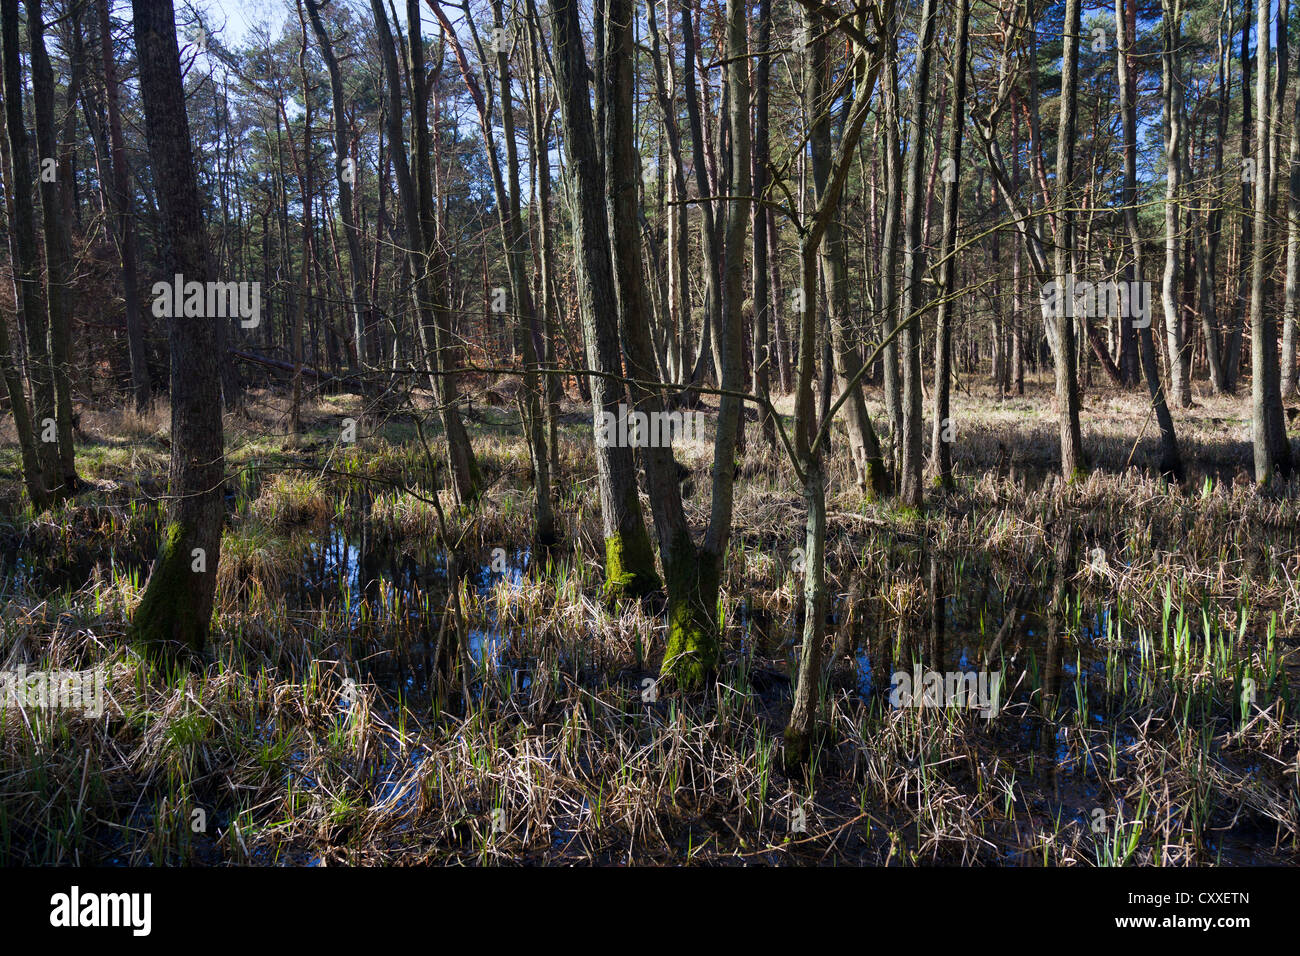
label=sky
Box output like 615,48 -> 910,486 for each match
191,0 -> 444,48
192,0 -> 283,46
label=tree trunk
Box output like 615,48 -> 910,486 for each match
127,0 -> 225,660
751,0 -> 776,450
879,18 -> 903,472
1248,0 -> 1292,482
1225,0 -> 1252,391
549,0 -> 659,600
373,0 -> 481,503
2,0 -> 58,501
27,0 -> 78,494
1049,0 -> 1086,479
930,0 -> 970,491
0,0 -> 46,507
899,0 -> 939,507
807,12 -> 887,496
305,0 -> 370,379
1282,0 -> 1300,399
1160,0 -> 1191,408
97,0 -> 151,412
1118,0 -> 1182,480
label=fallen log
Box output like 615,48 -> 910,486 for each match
229,349 -> 362,391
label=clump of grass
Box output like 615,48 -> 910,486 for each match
252,474 -> 333,527
216,520 -> 297,610
370,491 -> 444,539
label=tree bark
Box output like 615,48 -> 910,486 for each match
305,0 -> 370,379
1248,0 -> 1292,482
372,0 -> 482,503
751,0 -> 776,450
2,0 -> 58,501
127,0 -> 225,660
1117,0 -> 1182,480
97,0 -> 151,413
549,0 -> 659,600
930,0 -> 970,491
898,0 -> 939,507
1160,0 -> 1191,408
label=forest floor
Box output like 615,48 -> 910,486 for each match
1,372 -> 1298,865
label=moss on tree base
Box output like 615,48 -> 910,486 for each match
782,725 -> 812,770
601,530 -> 660,603
127,522 -> 211,664
660,543 -> 720,691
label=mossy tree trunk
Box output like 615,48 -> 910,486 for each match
549,0 -> 659,600
660,0 -> 750,685
128,0 -> 225,660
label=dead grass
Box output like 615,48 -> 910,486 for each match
0,380 -> 1296,865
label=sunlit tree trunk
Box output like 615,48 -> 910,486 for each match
1117,0 -> 1182,480
807,12 -> 887,495
898,0 -> 939,507
1248,0 -> 1292,482
1050,0 -> 1086,478
784,2 -> 880,763
1160,0 -> 1191,409
930,0 -> 970,491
